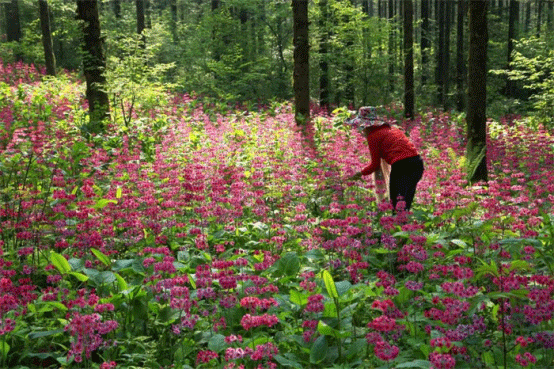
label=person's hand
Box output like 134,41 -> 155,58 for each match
349,172 -> 363,181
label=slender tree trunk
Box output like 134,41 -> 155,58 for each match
113,0 -> 121,19
39,0 -> 56,76
443,0 -> 452,110
76,0 -> 110,133
546,0 -> 554,31
170,0 -> 178,42
137,0 -> 145,35
6,0 -> 22,61
404,0 -> 414,119
436,0 -> 445,106
319,0 -> 330,109
292,0 -> 310,125
145,0 -> 151,28
467,0 -> 488,183
456,0 -> 466,111
388,0 -> 395,95
136,0 -> 146,49
536,0 -> 543,36
421,0 -> 430,85
506,0 -> 519,97
344,0 -> 355,106
525,1 -> 531,33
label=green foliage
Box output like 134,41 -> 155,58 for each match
507,35 -> 554,128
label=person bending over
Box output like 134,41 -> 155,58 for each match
347,106 -> 424,211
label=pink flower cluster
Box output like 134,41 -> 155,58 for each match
64,312 -> 118,363
240,313 -> 279,330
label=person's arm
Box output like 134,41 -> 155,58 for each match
360,135 -> 381,176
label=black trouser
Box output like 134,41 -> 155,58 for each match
389,155 -> 424,211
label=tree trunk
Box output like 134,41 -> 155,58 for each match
113,0 -> 121,19
344,0 -> 355,106
137,0 -> 145,35
404,0 -> 414,119
456,0 -> 466,111
319,0 -> 330,110
170,0 -> 178,43
76,0 -> 110,133
436,0 -> 445,106
145,0 -> 151,28
546,1 -> 554,31
536,0 -> 543,36
505,0 -> 518,97
6,0 -> 22,61
136,0 -> 146,49
467,0 -> 488,183
525,1 -> 531,33
421,0 -> 430,85
387,0 -> 396,96
39,0 -> 56,76
292,0 -> 310,125
443,0 -> 452,110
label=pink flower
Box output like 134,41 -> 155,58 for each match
429,352 -> 456,369
196,350 -> 218,364
374,341 -> 399,361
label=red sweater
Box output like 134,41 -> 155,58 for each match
360,125 -> 419,176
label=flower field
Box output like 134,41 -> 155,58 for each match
1,61 -> 554,369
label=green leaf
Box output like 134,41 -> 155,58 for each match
91,248 -> 111,266
395,359 -> 432,368
280,252 -> 300,277
450,239 -> 467,248
208,334 -> 226,353
116,186 -> 122,199
290,290 -> 308,306
317,320 -> 336,336
115,273 -> 128,291
36,301 -> 67,312
50,251 -> 71,274
335,280 -> 351,297
274,354 -> 303,368
0,340 -> 9,360
309,336 -> 328,364
68,271 -> 89,282
322,270 -> 338,299
93,198 -> 117,210
28,329 -> 65,340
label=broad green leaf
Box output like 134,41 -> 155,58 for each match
93,198 -> 117,209
451,239 -> 467,248
28,329 -> 65,339
322,270 -> 338,299
290,289 -> 307,306
335,280 -> 351,297
116,186 -> 122,199
207,334 -> 226,353
0,340 -> 9,360
115,273 -> 128,291
395,359 -> 432,368
37,301 -> 67,312
68,271 -> 89,282
50,251 -> 71,274
317,320 -> 336,336
91,248 -> 111,266
280,252 -> 300,277
309,336 -> 328,364
274,354 -> 303,369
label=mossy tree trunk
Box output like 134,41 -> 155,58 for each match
467,0 -> 488,184
76,0 -> 110,134
39,0 -> 56,76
